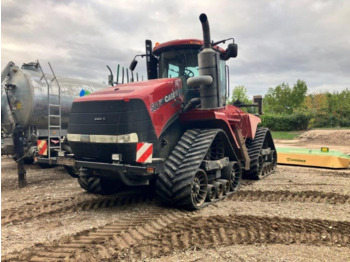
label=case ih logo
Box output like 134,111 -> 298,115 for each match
136,142 -> 153,163
94,117 -> 106,121
151,90 -> 180,112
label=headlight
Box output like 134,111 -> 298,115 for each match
67,133 -> 139,143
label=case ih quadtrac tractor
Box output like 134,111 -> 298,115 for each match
67,14 -> 276,209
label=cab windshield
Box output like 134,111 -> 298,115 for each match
158,48 -> 200,101
158,48 -> 200,78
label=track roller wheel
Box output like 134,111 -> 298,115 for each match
190,169 -> 208,208
206,184 -> 217,202
221,161 -> 241,192
217,179 -> 229,195
156,128 -> 239,209
213,181 -> 224,198
271,150 -> 277,170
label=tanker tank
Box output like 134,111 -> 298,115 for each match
2,61 -> 107,135
1,61 -> 108,160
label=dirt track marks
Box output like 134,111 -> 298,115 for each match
1,190 -> 154,226
3,188 -> 348,226
120,214 -> 350,261
3,213 -> 349,262
229,190 -> 350,204
2,209 -> 187,262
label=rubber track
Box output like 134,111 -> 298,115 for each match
228,190 -> 350,204
156,129 -> 220,208
2,210 -> 188,262
1,190 -> 154,226
245,127 -> 274,179
116,214 -> 350,260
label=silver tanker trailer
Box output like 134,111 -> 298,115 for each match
1,61 -> 108,177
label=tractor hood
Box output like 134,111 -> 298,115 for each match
75,78 -> 182,103
72,78 -> 184,137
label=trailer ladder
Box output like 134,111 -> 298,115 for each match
38,61 -> 62,159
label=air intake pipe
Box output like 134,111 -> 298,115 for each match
187,13 -> 221,109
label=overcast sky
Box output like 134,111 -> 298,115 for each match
2,0 -> 350,97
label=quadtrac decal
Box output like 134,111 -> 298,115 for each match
151,89 -> 180,112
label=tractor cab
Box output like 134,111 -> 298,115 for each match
130,38 -> 237,106
154,40 -> 202,102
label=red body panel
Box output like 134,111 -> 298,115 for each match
74,79 -> 183,138
74,78 -> 260,146
180,105 -> 261,148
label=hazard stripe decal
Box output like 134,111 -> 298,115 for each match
37,140 -> 48,156
136,143 -> 153,163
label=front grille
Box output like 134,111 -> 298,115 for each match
68,99 -> 155,141
68,99 -> 157,162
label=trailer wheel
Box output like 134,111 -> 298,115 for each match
24,157 -> 34,164
78,170 -> 121,195
64,166 -> 80,178
62,144 -> 79,178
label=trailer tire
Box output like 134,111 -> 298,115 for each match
62,144 -> 79,178
78,170 -> 121,195
64,166 -> 80,178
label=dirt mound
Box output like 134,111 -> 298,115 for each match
298,130 -> 350,146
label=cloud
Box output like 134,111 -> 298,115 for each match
2,0 -> 350,96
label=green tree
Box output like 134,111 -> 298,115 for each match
291,80 -> 308,109
227,85 -> 257,113
227,85 -> 251,105
263,83 -> 292,114
263,80 -> 308,114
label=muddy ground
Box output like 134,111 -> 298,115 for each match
1,129 -> 350,261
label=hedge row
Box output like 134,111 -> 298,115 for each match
260,113 -> 312,131
310,114 -> 350,128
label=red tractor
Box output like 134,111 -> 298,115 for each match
67,14 -> 276,209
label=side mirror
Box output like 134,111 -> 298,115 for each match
129,59 -> 138,71
221,43 -> 238,60
227,43 -> 238,58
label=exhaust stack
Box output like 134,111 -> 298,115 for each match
187,13 -> 223,109
199,14 -> 211,49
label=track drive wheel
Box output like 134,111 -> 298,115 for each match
78,169 -> 121,195
156,129 -> 221,210
245,127 -> 276,180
